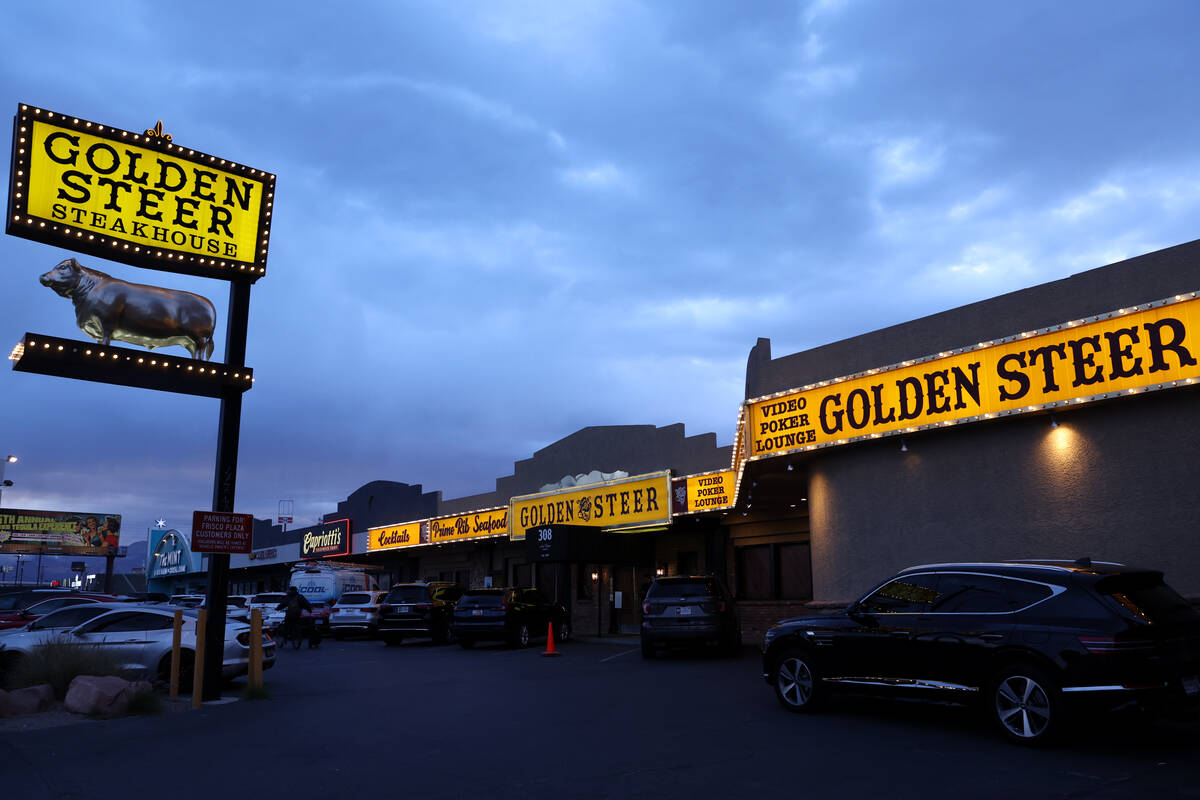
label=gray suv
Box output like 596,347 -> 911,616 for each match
641,575 -> 741,658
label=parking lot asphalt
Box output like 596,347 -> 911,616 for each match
2,635 -> 1198,799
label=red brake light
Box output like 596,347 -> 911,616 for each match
413,603 -> 433,611
642,601 -> 651,614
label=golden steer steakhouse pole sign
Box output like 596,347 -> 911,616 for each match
7,104 -> 274,282
747,293 -> 1200,460
509,471 -> 672,540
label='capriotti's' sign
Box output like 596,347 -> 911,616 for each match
7,104 -> 274,282
429,508 -> 508,544
509,471 -> 671,540
300,518 -> 351,559
367,521 -> 424,552
747,293 -> 1200,459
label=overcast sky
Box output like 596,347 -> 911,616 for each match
2,1 -> 1199,549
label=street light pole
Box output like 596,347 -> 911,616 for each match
0,454 -> 17,506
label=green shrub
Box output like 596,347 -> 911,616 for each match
6,639 -> 125,698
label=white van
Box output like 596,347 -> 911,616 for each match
284,564 -> 376,633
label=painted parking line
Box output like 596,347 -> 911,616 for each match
600,648 -> 638,663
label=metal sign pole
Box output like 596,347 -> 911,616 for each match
201,278 -> 251,702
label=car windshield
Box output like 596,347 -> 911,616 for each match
386,587 -> 430,604
648,580 -> 715,600
29,605 -> 110,630
340,593 -> 372,605
457,592 -> 504,608
0,594 -> 31,611
227,597 -> 248,608
251,594 -> 285,604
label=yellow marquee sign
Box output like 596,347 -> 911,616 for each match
509,471 -> 672,540
747,293 -> 1200,460
7,104 -> 274,282
680,470 -> 736,513
367,521 -> 423,552
429,508 -> 509,544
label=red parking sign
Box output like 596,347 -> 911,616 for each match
191,511 -> 254,554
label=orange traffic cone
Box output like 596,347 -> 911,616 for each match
542,622 -> 561,657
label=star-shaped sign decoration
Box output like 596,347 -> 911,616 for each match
155,518 -> 167,528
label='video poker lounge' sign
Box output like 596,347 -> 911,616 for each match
746,294 -> 1200,460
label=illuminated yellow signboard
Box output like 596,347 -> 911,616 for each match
429,508 -> 509,544
680,470 -> 736,513
367,521 -> 423,552
747,293 -> 1200,460
509,471 -> 672,540
7,104 -> 274,282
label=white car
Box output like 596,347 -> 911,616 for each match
329,591 -> 388,638
248,592 -> 287,622
0,602 -> 274,684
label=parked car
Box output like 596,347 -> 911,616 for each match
225,595 -> 252,622
264,598 -> 332,636
640,575 -> 740,658
248,592 -> 287,621
168,594 -> 205,608
0,591 -> 116,630
761,559 -> 1200,745
1,602 -> 275,686
0,603 -> 122,682
451,587 -> 569,649
328,590 -> 388,638
378,582 -> 463,645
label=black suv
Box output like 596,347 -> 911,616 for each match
451,587 -> 570,648
641,575 -> 740,658
377,582 -> 463,645
762,560 -> 1200,744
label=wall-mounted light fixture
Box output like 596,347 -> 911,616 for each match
655,567 -> 665,577
1049,412 -> 1059,429
591,570 -> 599,582
899,439 -> 908,453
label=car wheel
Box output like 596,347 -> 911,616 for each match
458,638 -> 475,649
640,637 -> 656,659
990,664 -> 1062,746
383,635 -> 403,647
774,648 -> 824,713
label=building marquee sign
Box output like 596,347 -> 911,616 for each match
746,293 -> 1200,460
429,508 -> 509,545
300,518 -> 351,559
508,471 -> 672,540
673,470 -> 736,514
7,104 -> 275,282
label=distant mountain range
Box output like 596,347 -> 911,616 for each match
0,539 -> 148,586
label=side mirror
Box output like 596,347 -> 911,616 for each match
846,603 -> 875,624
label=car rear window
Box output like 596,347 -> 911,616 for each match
457,592 -> 505,608
647,580 -> 716,600
385,587 -> 430,604
1095,572 -> 1200,625
341,593 -> 372,605
0,593 -> 30,611
251,594 -> 285,604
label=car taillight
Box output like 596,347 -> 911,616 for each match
236,632 -> 250,646
365,606 -> 379,612
1077,635 -> 1156,654
643,600 -> 651,614
413,603 -> 433,611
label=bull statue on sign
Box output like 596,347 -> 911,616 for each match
39,258 -> 217,360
